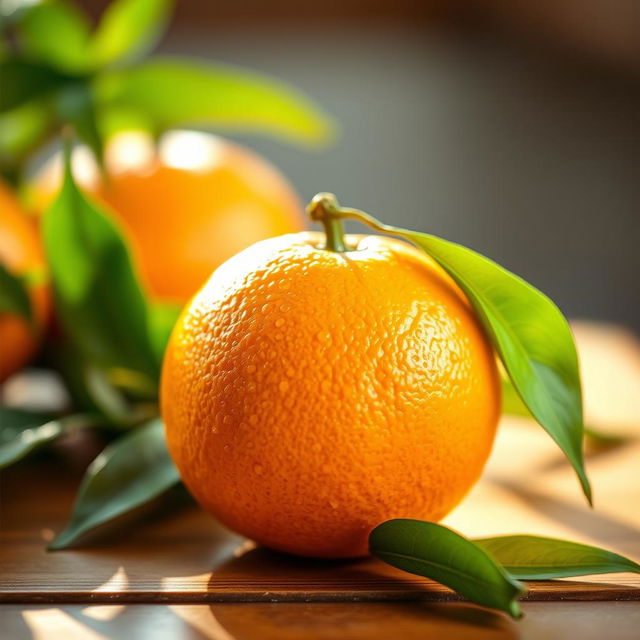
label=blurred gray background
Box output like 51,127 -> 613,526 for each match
85,0 -> 640,328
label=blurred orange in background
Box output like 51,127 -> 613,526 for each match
33,130 -> 304,304
0,181 -> 49,382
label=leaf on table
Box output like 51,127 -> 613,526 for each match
49,418 -> 180,550
98,57 -> 336,146
474,535 -> 640,580
42,138 -> 158,380
17,0 -> 92,73
0,59 -> 69,113
0,408 -> 91,468
370,519 -> 524,618
91,0 -> 173,68
0,262 -> 33,324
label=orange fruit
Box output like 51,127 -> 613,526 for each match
161,221 -> 501,558
0,181 -> 49,382
32,130 -> 304,303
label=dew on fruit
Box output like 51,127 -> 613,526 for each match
275,318 -> 285,327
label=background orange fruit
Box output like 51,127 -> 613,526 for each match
161,231 -> 501,558
0,181 -> 49,382
33,130 -> 304,303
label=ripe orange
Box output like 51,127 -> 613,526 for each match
32,130 -> 304,303
0,181 -> 49,382
161,224 -> 501,558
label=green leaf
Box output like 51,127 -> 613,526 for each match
98,57 -> 336,146
91,0 -> 173,67
42,138 -> 158,379
54,83 -> 105,166
0,59 -> 69,113
405,235 -> 589,501
17,0 -> 92,72
148,301 -> 181,364
475,535 -> 640,580
370,519 -> 524,618
49,418 -> 180,549
311,195 -> 590,502
0,261 -> 33,323
0,409 -> 92,468
0,101 -> 52,172
502,375 -> 628,448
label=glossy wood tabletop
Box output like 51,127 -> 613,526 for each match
1,321 -> 639,637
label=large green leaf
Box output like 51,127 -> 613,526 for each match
0,262 -> 32,323
49,418 -> 180,549
370,519 -> 524,617
0,408 -> 93,468
307,194 -> 590,502
17,0 -> 92,73
0,59 -> 68,113
98,57 -> 336,145
475,535 -> 640,580
42,139 -> 158,379
91,0 -> 173,67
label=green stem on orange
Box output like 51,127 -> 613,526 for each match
306,192 -> 348,252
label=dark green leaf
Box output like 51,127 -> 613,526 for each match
17,0 -> 92,72
0,261 -> 32,323
98,57 -> 336,145
91,0 -> 173,67
370,519 -> 524,618
49,418 -> 180,549
0,59 -> 69,113
42,139 -> 158,379
475,535 -> 640,580
0,409 -> 91,468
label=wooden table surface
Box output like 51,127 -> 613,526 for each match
1,322 -> 639,638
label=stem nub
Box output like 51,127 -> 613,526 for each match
307,192 -> 348,252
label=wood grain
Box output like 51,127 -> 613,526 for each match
1,322 -> 639,605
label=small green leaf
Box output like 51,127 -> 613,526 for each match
49,418 -> 180,549
0,59 -> 69,113
0,409 -> 92,468
0,101 -> 51,167
98,57 -> 336,146
370,519 -> 524,618
17,0 -> 92,72
91,0 -> 173,67
475,535 -> 640,580
0,261 -> 33,323
43,138 -> 158,379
